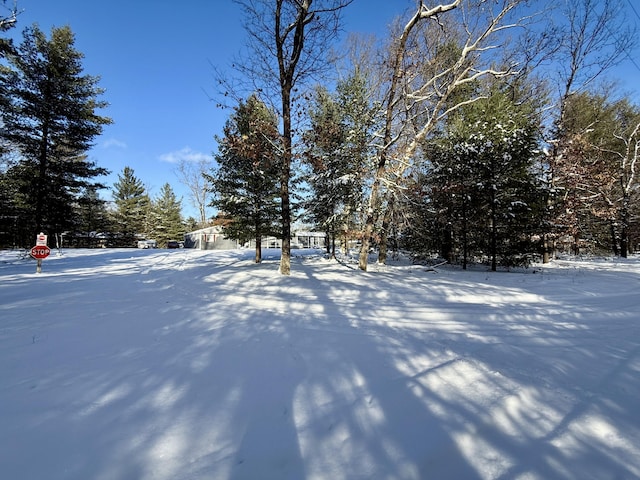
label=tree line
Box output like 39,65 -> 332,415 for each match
1,1 -> 639,271
0,6 -> 186,249
209,0 -> 640,272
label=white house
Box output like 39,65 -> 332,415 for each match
183,226 -> 239,250
184,226 -> 327,251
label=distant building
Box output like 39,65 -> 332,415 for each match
183,226 -> 326,251
292,231 -> 326,249
183,226 -> 239,250
245,231 -> 327,250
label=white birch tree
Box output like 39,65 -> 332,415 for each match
357,0 -> 536,271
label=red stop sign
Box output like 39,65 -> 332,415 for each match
30,245 -> 51,259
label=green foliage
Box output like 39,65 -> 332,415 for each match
148,183 -> 184,247
207,95 -> 281,262
111,166 -> 149,246
303,85 -> 347,245
549,92 -> 640,256
302,72 -> 375,255
0,24 -> 111,245
76,186 -> 111,235
184,216 -> 199,233
407,84 -> 545,269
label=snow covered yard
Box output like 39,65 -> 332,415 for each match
1,248 -> 639,480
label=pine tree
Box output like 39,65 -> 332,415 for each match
76,186 -> 111,245
149,183 -> 184,248
207,95 -> 281,263
427,86 -> 544,270
303,86 -> 347,257
0,170 -> 22,246
0,25 -> 111,243
111,167 -> 149,246
303,73 -> 374,258
0,0 -> 18,160
232,0 -> 351,274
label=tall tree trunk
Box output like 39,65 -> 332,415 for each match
609,220 -> 619,257
491,201 -> 497,272
279,86 -> 292,275
462,197 -> 468,270
542,179 -> 553,263
331,229 -> 336,259
358,179 -> 383,270
378,195 -> 395,265
620,195 -> 629,258
255,233 -> 262,263
274,0 -> 315,275
358,4 -> 424,271
325,228 -> 331,255
542,233 -> 551,263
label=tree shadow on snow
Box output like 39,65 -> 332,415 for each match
2,249 -> 639,479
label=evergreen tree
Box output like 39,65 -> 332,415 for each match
425,138 -> 478,267
0,0 -> 18,160
149,183 -> 184,247
303,73 -> 374,258
111,166 -> 149,246
76,186 -> 111,244
207,95 -> 281,263
335,70 -> 375,212
551,92 -> 640,257
184,216 -> 199,233
0,168 -> 22,246
398,166 -> 441,261
232,0 -> 351,274
426,86 -> 544,270
303,86 -> 347,257
0,25 -> 111,244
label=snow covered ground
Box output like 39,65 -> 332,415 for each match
1,247 -> 639,480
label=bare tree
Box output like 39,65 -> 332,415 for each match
617,120 -> 640,257
554,0 -> 636,111
230,0 -> 352,275
544,0 -> 637,262
598,101 -> 640,258
0,1 -> 19,58
357,0 -> 534,271
174,158 -> 212,228
0,0 -> 17,32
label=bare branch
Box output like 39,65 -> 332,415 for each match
357,0 -> 536,270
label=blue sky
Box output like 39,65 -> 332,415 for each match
5,0 -> 640,219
